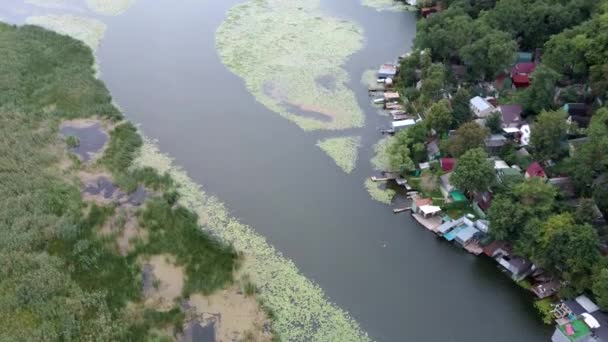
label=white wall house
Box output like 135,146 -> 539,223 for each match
469,96 -> 496,118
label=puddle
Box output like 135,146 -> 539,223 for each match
81,174 -> 147,206
182,320 -> 216,342
60,121 -> 108,162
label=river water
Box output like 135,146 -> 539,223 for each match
3,0 -> 550,340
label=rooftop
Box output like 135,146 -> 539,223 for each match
558,319 -> 591,341
470,96 -> 494,111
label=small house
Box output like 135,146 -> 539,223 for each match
421,4 -> 442,17
411,198 -> 433,213
485,134 -> 507,151
512,74 -> 531,88
470,96 -> 496,118
419,205 -> 442,218
497,167 -> 523,184
439,172 -> 455,195
552,296 -> 608,342
455,225 -> 480,246
496,255 -> 534,281
532,279 -> 560,299
427,140 -> 440,161
548,177 -> 576,199
564,103 -> 592,128
497,104 -> 523,128
494,159 -> 510,170
516,52 -> 534,63
512,62 -> 536,75
525,162 -> 546,179
483,240 -> 512,258
473,191 -> 493,215
378,63 -> 397,79
392,119 -> 417,131
384,92 -> 400,102
519,124 -> 531,146
440,157 -> 456,172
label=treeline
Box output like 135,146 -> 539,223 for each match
0,23 -> 238,340
391,0 -> 608,306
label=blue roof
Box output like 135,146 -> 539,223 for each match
455,226 -> 479,244
437,220 -> 458,234
444,225 -> 466,241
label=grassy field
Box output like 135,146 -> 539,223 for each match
0,22 -> 237,340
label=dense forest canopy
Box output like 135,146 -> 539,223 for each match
395,0 -> 608,306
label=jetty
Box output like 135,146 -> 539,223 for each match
412,213 -> 442,233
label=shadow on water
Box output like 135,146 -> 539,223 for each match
95,0 -> 552,340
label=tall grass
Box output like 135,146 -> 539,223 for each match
138,198 -> 238,295
0,22 -> 238,340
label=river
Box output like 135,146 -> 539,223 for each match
4,0 -> 550,340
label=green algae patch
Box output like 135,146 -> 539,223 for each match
134,139 -> 370,341
86,0 -> 135,16
361,0 -> 416,12
216,0 -> 365,131
370,136 -> 393,171
25,15 -> 106,52
317,136 -> 361,174
364,178 -> 396,204
361,69 -> 378,89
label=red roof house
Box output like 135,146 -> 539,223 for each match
525,162 -> 546,179
440,157 -> 456,172
512,62 -> 536,75
512,74 -> 531,88
483,240 -> 512,258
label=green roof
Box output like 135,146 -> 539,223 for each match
450,191 -> 467,202
558,319 -> 591,341
500,168 -> 521,176
517,52 -> 533,63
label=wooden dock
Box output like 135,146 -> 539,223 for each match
412,213 -> 442,233
464,241 -> 484,255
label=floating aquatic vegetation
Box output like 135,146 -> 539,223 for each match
134,138 -> 369,341
360,69 -> 378,89
370,136 -> 393,171
25,14 -> 106,52
316,136 -> 361,174
364,178 -> 396,204
361,0 -> 416,12
216,0 -> 365,131
85,0 -> 135,16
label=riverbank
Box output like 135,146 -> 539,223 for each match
6,9 -> 379,339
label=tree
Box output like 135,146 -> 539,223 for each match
530,109 -> 568,161
593,268 -> 608,310
426,99 -> 453,134
488,194 -> 527,241
451,148 -> 495,193
387,130 -> 415,173
459,29 -> 517,80
420,63 -> 448,105
535,214 -> 600,294
449,122 -> 489,156
485,111 -> 502,134
415,8 -> 474,61
451,88 -> 473,126
521,65 -> 561,113
513,177 -> 557,216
